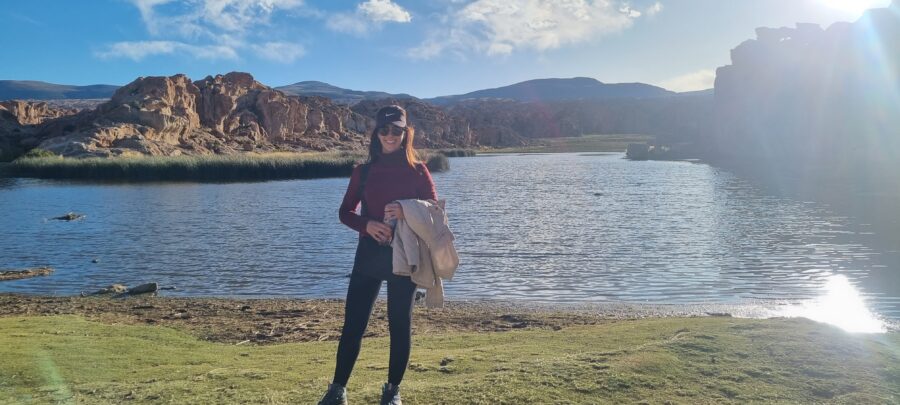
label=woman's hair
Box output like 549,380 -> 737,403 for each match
367,124 -> 420,167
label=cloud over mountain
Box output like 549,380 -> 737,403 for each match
409,0 -> 652,59
326,0 -> 412,36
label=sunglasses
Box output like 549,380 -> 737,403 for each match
378,126 -> 406,137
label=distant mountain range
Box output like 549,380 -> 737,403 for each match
0,77 -> 707,105
274,81 -> 416,104
0,80 -> 119,100
424,77 -> 676,105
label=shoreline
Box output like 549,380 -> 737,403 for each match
3,293 -> 899,403
2,294 -> 896,345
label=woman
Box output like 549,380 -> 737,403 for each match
319,105 -> 436,405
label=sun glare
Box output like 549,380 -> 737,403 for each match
778,275 -> 887,333
819,0 -> 892,15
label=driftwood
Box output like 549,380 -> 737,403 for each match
0,267 -> 54,281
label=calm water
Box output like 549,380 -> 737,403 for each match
2,153 -> 898,324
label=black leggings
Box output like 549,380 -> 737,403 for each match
332,238 -> 417,387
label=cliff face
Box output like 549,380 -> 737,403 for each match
0,101 -> 79,160
712,3 -> 900,170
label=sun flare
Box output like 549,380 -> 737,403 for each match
819,0 -> 892,15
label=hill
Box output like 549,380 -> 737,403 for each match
425,77 -> 675,105
0,80 -> 118,100
276,81 -> 416,105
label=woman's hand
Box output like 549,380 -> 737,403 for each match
366,220 -> 393,244
384,202 -> 404,221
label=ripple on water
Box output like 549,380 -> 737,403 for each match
0,153 -> 897,326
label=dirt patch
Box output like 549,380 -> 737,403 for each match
0,294 -> 610,345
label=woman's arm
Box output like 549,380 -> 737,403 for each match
417,163 -> 437,201
338,165 -> 369,233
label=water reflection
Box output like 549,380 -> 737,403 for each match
777,275 -> 886,333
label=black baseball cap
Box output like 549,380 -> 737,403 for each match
375,105 -> 407,128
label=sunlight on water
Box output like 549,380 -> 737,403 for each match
778,275 -> 887,333
1,155 -> 898,322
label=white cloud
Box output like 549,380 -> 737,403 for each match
619,5 -> 641,18
95,41 -> 239,61
99,0 -> 307,62
359,0 -> 411,22
410,0 -> 642,59
658,69 -> 716,92
326,12 -> 369,35
198,0 -> 305,32
326,0 -> 412,36
646,2 -> 663,16
251,41 -> 306,63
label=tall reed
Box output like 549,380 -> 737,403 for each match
7,151 -> 450,182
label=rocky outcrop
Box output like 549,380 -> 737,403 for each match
0,100 -> 77,125
712,2 -> 900,174
0,100 -> 80,160
31,72 -> 373,157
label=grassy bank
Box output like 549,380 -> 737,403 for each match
1,315 -> 897,404
435,148 -> 478,157
490,134 -> 654,154
4,151 -> 451,182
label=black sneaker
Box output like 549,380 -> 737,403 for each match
380,383 -> 402,405
317,383 -> 347,405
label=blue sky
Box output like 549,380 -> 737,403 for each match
0,0 -> 892,97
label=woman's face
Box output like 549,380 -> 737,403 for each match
378,125 -> 405,154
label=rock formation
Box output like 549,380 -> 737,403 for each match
32,72 -> 375,157
713,2 -> 900,173
0,100 -> 77,126
0,100 -> 79,160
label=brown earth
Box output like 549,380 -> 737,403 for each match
0,294 -> 610,345
0,267 -> 54,281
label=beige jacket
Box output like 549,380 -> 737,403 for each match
391,199 -> 459,308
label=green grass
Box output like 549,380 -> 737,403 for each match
1,316 -> 897,404
4,152 -> 450,182
490,134 -> 655,154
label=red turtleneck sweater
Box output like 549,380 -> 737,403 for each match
339,151 -> 437,238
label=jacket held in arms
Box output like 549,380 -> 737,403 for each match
391,199 -> 459,308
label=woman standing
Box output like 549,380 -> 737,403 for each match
319,105 -> 436,405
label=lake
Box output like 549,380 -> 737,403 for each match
2,153 -> 898,331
